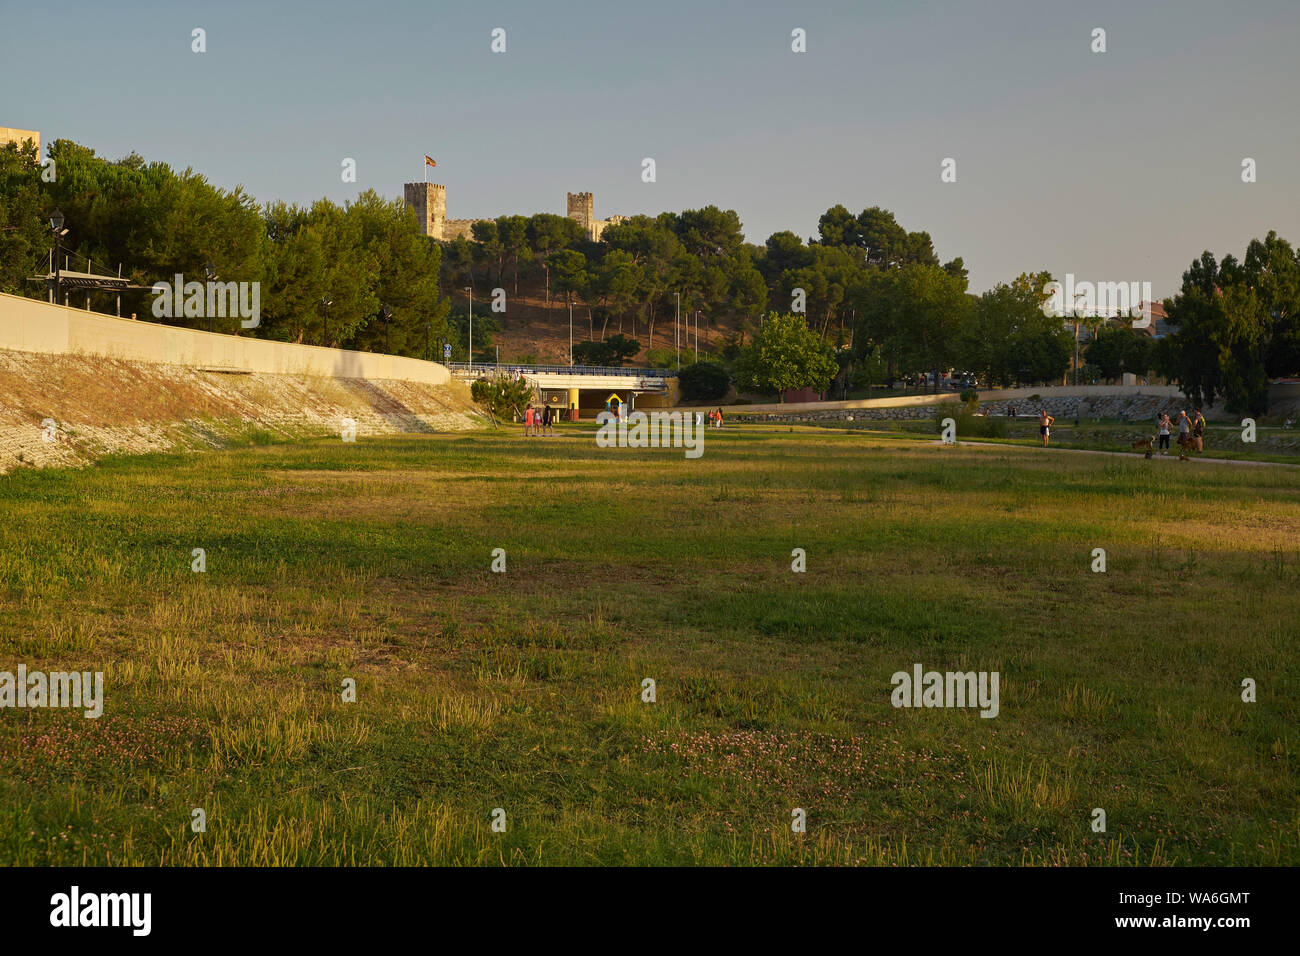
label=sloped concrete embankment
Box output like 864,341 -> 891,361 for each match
0,350 -> 483,475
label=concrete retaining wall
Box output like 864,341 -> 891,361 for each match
0,292 -> 451,384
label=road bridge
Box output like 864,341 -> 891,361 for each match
447,363 -> 680,417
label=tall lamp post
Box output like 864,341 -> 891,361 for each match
568,295 -> 573,366
1072,293 -> 1086,387
48,208 -> 68,305
204,263 -> 219,332
381,304 -> 393,353
464,287 -> 473,371
694,310 -> 701,363
320,298 -> 332,347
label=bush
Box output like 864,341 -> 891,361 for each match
571,341 -> 610,366
960,387 -> 979,406
471,374 -> 534,421
959,412 -> 1006,438
933,403 -> 1006,438
678,361 -> 731,402
645,348 -> 677,369
571,334 -> 641,367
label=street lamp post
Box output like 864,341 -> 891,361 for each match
568,296 -> 573,366
695,310 -> 700,363
381,304 -> 393,353
465,287 -> 473,371
320,298 -> 332,347
203,263 -> 220,333
48,208 -> 67,305
1072,293 -> 1086,387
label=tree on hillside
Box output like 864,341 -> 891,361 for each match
571,333 -> 640,367
549,247 -> 589,335
601,215 -> 686,349
0,140 -> 48,297
593,248 -> 640,336
496,215 -> 530,296
471,220 -> 506,285
527,214 -> 584,316
734,312 -> 838,400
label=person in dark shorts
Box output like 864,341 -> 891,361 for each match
1038,410 -> 1054,447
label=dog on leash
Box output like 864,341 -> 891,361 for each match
1132,435 -> 1154,457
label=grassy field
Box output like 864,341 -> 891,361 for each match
814,415 -> 1300,465
1,423 -> 1297,866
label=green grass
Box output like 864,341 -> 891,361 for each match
816,416 -> 1300,465
1,423 -> 1297,865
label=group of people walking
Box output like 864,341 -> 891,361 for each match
1156,409 -> 1205,455
522,403 -> 557,437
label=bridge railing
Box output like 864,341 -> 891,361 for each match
446,362 -> 675,378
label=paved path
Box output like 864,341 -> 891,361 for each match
938,439 -> 1300,469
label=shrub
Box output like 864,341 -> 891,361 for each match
933,403 -> 1006,438
571,334 -> 641,367
678,361 -> 731,402
645,348 -> 677,369
471,374 -> 534,421
959,411 -> 1006,438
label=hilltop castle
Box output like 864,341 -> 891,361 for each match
403,183 -> 626,242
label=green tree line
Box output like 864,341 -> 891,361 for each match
0,139 -> 449,357
5,138 -> 1296,409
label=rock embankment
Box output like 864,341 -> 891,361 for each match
731,393 -> 1212,424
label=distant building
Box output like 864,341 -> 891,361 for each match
0,127 -> 41,153
1138,300 -> 1177,338
403,183 -> 626,242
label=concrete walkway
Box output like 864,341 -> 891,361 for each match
937,439 -> 1300,469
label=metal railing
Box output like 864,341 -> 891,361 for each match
446,362 -> 676,378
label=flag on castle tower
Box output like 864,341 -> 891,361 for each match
423,155 -> 437,182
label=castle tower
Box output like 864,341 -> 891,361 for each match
567,191 -> 595,238
404,182 -> 447,239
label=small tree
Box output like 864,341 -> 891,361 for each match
603,333 -> 640,366
471,374 -> 534,424
572,341 -> 613,366
734,312 -> 838,401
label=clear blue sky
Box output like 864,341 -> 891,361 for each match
3,0 -> 1297,296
